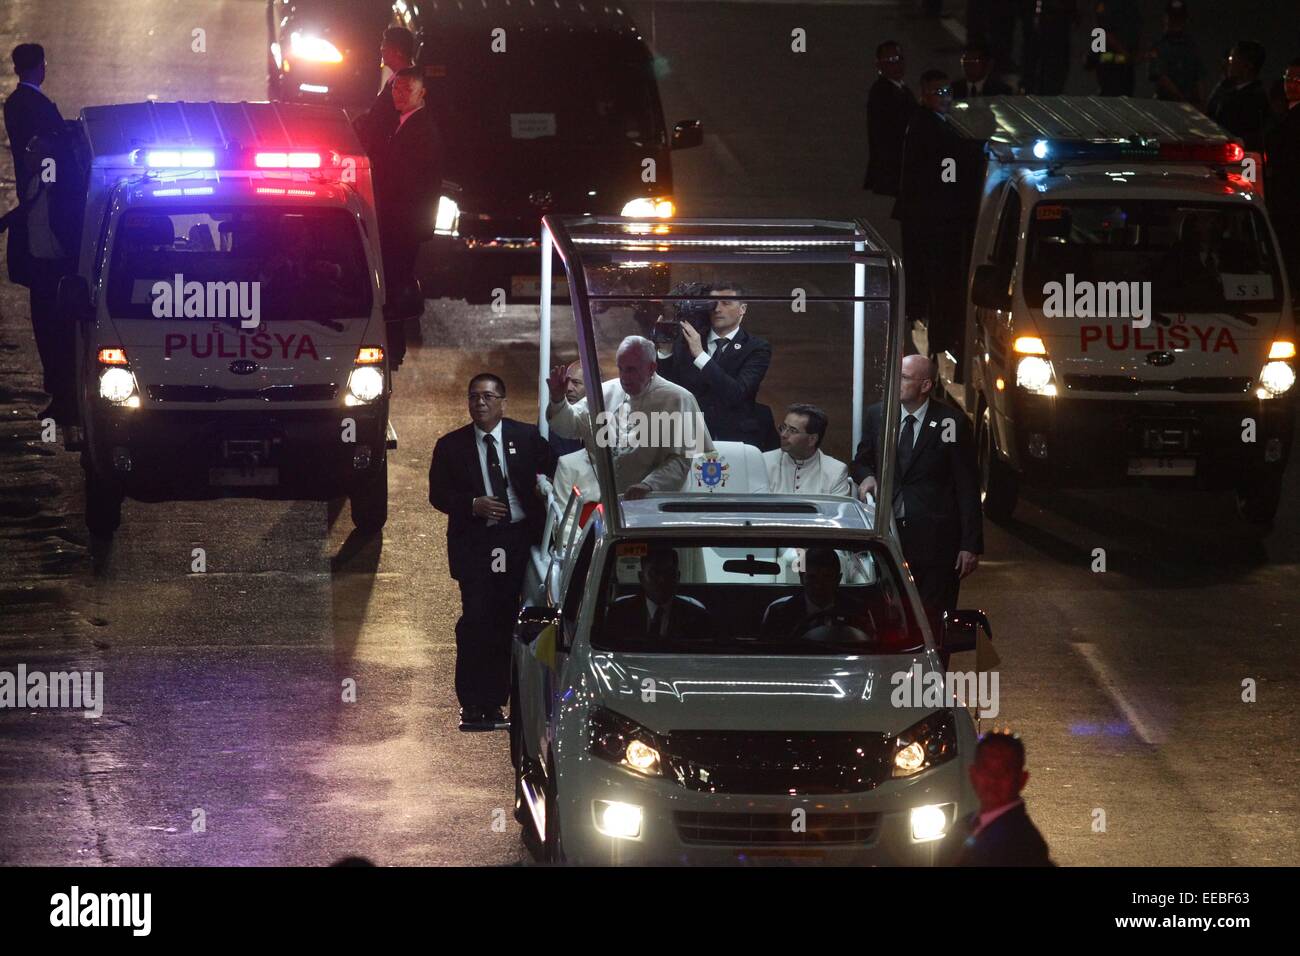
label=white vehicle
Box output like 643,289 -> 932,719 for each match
55,102 -> 393,536
939,96 -> 1296,524
509,217 -> 992,865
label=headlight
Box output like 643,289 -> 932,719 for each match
1016,355 -> 1056,395
434,195 -> 459,236
620,197 -> 675,219
289,31 -> 343,64
99,367 -> 138,405
1257,361 -> 1295,398
593,800 -> 643,839
588,707 -> 665,777
346,365 -> 384,404
891,710 -> 957,778
910,804 -> 955,842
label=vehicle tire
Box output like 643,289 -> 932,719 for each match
542,754 -> 565,864
350,454 -> 388,533
1236,471 -> 1283,527
83,464 -> 123,538
978,403 -> 1018,522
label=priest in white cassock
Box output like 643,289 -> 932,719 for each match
764,403 -> 853,496
551,447 -> 601,540
546,336 -> 713,499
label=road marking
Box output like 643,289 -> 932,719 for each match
1071,642 -> 1165,745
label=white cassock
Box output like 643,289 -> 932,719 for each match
547,374 -> 714,494
763,448 -> 853,496
552,449 -> 601,541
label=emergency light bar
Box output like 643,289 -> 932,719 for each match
999,138 -> 1244,166
254,151 -> 324,169
130,147 -> 342,173
138,149 -> 215,168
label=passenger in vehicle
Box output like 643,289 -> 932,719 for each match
759,547 -> 867,640
605,546 -> 712,641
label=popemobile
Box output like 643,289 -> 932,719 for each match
506,215 -> 997,865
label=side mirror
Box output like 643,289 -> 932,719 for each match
514,605 -> 561,646
57,275 -> 92,322
942,609 -> 991,655
671,119 -> 703,150
970,264 -> 1010,310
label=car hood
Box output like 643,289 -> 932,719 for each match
586,650 -> 949,735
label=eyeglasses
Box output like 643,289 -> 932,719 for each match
777,424 -> 807,436
468,392 -> 503,403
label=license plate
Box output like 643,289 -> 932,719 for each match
1127,457 -> 1195,477
735,848 -> 827,863
209,466 -> 279,487
510,275 -> 568,299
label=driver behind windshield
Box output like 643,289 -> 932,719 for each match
606,546 -> 712,641
759,547 -> 865,640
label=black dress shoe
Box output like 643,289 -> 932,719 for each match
484,706 -> 509,730
459,706 -> 495,732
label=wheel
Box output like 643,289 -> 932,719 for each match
1236,471 -> 1283,527
542,754 -> 565,864
83,461 -> 123,537
978,403 -> 1018,522
349,453 -> 388,533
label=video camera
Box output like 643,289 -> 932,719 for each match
651,280 -> 715,346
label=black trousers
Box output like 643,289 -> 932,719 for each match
30,260 -> 74,408
453,521 -> 533,709
902,222 -> 967,363
900,519 -> 962,640
380,232 -> 421,369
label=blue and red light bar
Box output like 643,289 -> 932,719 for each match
132,147 -> 339,171
1007,137 -> 1245,166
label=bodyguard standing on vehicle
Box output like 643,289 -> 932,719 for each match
853,355 -> 981,639
371,66 -> 442,369
1206,41 -> 1271,152
429,373 -> 555,731
656,284 -> 776,449
862,41 -> 915,197
353,27 -> 417,156
2,43 -> 70,421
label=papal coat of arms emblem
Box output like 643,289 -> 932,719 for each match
693,453 -> 729,489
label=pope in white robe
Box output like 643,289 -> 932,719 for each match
546,336 -> 713,497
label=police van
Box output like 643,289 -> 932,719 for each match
938,96 -> 1295,525
56,101 -> 393,537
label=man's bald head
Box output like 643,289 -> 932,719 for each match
900,354 -> 936,409
564,360 -> 586,404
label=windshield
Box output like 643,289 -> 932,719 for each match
590,537 -> 924,655
1023,200 -> 1283,313
107,207 -> 372,321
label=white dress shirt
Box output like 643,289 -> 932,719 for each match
473,421 -> 525,524
971,798 -> 1023,837
763,448 -> 852,496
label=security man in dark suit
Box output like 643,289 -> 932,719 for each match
1206,40 -> 1271,152
952,41 -> 1013,99
372,66 -> 443,369
1265,58 -> 1300,290
352,27 -> 416,156
894,69 -> 983,375
951,733 -> 1054,866
604,547 -> 712,642
429,373 -> 556,731
759,547 -> 867,640
863,41 -> 916,196
853,355 -> 982,640
3,43 -> 71,421
656,283 -> 777,450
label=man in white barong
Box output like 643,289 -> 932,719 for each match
763,403 -> 852,496
546,336 -> 713,499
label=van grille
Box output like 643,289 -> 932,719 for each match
661,729 -> 894,794
147,384 -> 337,403
674,810 -> 882,846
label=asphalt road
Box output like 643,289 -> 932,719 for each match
1,0 -> 1297,867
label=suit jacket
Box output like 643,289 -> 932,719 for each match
3,83 -> 64,286
953,803 -> 1054,867
759,593 -> 865,640
428,418 -> 555,579
1265,106 -> 1300,230
604,594 -> 713,642
893,108 -> 984,224
1206,79 -> 1271,153
852,399 -> 982,565
953,76 -> 1013,99
353,77 -> 399,157
373,106 -> 443,246
657,326 -> 775,448
863,76 -> 916,195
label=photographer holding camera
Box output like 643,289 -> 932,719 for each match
655,282 -> 778,450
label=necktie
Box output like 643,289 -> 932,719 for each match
898,414 -> 917,472
712,337 -> 730,357
649,604 -> 665,637
483,434 -> 508,505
